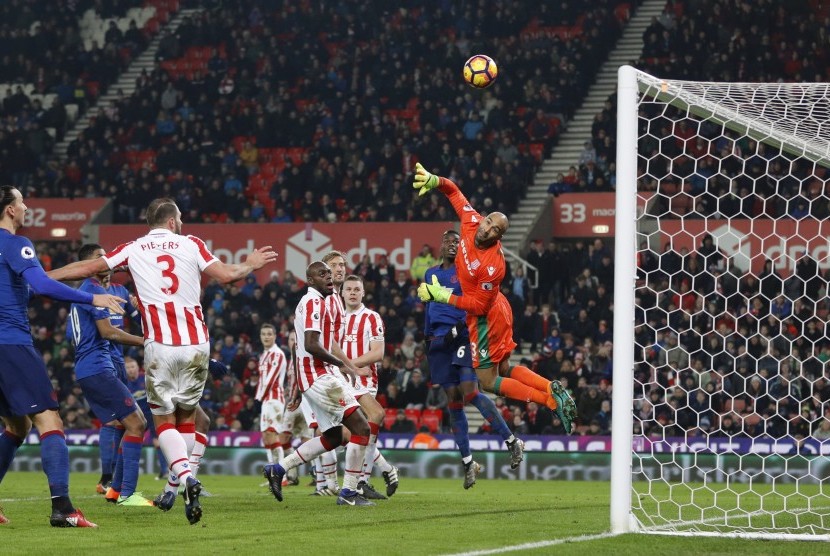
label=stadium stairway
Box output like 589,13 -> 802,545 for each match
500,0 -> 666,258
54,8 -> 202,160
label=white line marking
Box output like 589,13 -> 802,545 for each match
440,532 -> 620,556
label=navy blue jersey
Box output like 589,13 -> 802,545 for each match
107,281 -> 138,367
69,278 -> 114,379
424,263 -> 467,338
0,230 -> 41,345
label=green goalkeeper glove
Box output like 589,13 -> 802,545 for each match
417,275 -> 452,304
412,162 -> 440,197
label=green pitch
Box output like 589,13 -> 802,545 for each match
0,472 -> 823,555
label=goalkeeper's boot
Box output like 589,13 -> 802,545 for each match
382,465 -> 399,497
0,506 -> 8,524
154,491 -> 176,511
263,463 -> 285,502
463,461 -> 483,490
357,480 -> 387,500
181,476 -> 202,525
549,380 -> 577,435
507,438 -> 525,469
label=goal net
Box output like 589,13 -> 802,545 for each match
611,66 -> 830,541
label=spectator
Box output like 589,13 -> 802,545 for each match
389,410 -> 417,434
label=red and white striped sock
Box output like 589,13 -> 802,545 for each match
158,424 -> 192,485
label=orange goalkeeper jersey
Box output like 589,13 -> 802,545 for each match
438,177 -> 516,367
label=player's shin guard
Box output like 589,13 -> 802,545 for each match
0,430 -> 24,483
505,365 -> 550,393
467,391 -> 513,441
158,424 -> 193,481
448,402 -> 472,461
321,449 -> 339,491
492,376 -> 549,406
98,424 -> 123,481
119,435 -> 143,498
40,431 -> 73,512
342,435 -> 369,493
111,450 -> 124,492
190,432 -> 207,477
361,422 -> 381,481
282,436 -> 332,472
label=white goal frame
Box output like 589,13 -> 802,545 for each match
610,65 -> 830,542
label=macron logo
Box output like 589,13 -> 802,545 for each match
487,266 -> 496,276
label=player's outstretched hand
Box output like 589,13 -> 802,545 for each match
246,246 -> 278,270
92,293 -> 126,314
417,275 -> 452,303
412,162 -> 440,197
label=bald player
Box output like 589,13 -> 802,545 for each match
412,163 -> 576,433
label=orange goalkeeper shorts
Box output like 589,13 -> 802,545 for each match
466,292 -> 517,368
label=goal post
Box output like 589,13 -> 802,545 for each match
611,65 -> 830,541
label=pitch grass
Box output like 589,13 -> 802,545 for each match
0,472 -> 825,555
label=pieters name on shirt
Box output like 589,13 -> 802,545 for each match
140,241 -> 180,251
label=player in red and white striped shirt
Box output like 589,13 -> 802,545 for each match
256,323 -> 290,466
50,198 -> 277,524
340,273 -> 399,499
263,260 -> 376,506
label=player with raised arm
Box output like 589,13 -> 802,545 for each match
412,164 -> 577,433
425,230 -> 524,488
341,273 -> 399,499
0,186 -> 124,527
68,243 -> 153,507
262,261 -> 375,507
48,197 -> 277,524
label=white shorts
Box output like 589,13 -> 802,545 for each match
335,368 -> 376,399
300,397 -> 317,429
260,399 -> 288,433
301,373 -> 359,432
143,341 -> 210,415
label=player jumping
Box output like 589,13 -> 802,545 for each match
425,229 -> 524,488
412,163 -> 577,434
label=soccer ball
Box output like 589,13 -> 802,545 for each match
463,54 -> 498,89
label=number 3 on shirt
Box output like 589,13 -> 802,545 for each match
157,254 -> 180,295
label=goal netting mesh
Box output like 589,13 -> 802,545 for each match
619,68 -> 830,540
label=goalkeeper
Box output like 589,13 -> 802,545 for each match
413,163 -> 576,433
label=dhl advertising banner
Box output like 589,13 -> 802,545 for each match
22,198 -> 108,240
96,222 -> 452,283
657,219 -> 830,277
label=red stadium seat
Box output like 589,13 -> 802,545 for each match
420,409 -> 442,433
384,408 -> 398,430
405,408 -> 422,427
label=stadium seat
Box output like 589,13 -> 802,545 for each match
384,408 -> 398,430
420,409 -> 442,433
404,408 -> 422,427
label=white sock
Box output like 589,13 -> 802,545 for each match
158,428 -> 192,482
321,450 -> 338,490
343,439 -> 368,492
374,447 -> 393,474
190,432 -> 207,477
280,436 -> 328,472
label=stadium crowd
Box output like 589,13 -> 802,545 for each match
6,0 -> 830,445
